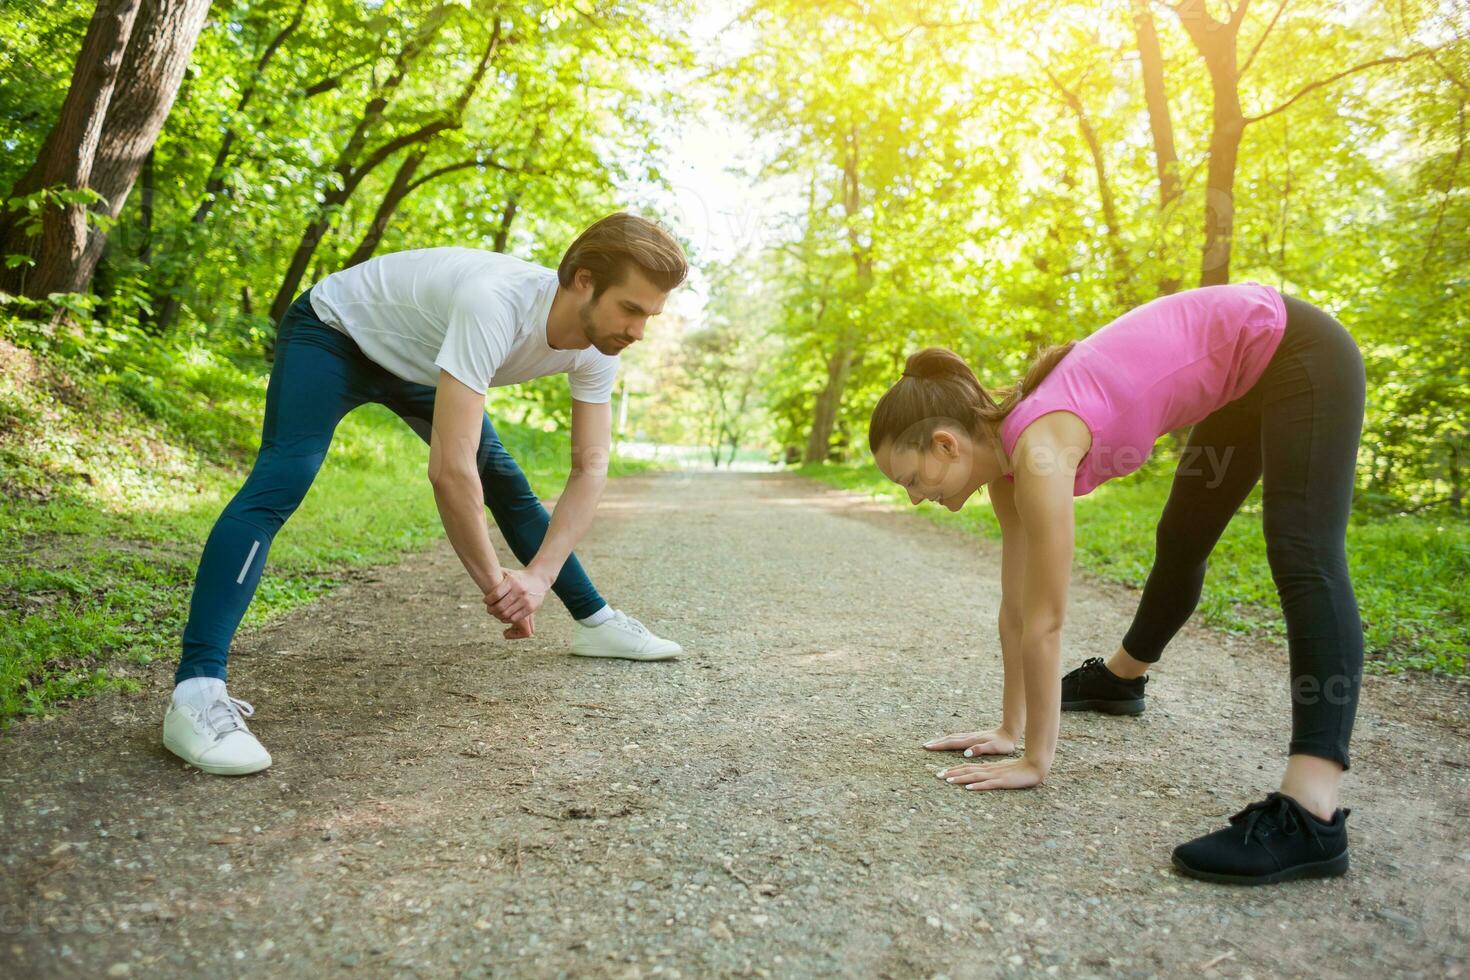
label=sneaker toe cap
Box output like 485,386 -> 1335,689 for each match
1172,830 -> 1279,878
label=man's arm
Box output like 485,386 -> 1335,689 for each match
530,398 -> 611,580
428,369 -> 505,597
483,398 -> 611,623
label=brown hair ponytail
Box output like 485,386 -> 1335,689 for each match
867,342 -> 1076,453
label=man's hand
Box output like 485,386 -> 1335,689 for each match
502,614 -> 535,640
484,568 -> 550,626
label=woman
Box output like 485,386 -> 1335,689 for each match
868,283 -> 1365,885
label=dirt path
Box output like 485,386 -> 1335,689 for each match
2,471 -> 1467,978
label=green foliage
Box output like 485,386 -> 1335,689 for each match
718,0 -> 1469,515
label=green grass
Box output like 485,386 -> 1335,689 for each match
0,331 -> 652,723
799,460 -> 1470,676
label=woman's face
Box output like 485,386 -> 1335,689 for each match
874,427 -> 997,512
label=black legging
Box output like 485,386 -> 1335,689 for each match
1121,295 -> 1366,769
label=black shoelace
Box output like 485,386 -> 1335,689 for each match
1069,656 -> 1107,678
1231,793 -> 1325,851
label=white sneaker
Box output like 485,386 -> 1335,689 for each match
162,694 -> 272,775
570,610 -> 682,661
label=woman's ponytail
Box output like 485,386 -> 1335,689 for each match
868,342 -> 1076,454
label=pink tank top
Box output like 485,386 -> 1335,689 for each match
999,283 -> 1287,496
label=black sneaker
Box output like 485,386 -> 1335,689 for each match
1172,792 -> 1350,885
1060,657 -> 1147,715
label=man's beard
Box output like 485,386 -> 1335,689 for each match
580,297 -> 623,355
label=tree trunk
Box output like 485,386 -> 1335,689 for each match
1132,0 -> 1181,210
272,212 -> 334,325
492,123 -> 543,252
804,126 -> 871,464
1132,0 -> 1183,294
192,0 -> 308,227
60,0 -> 212,296
343,152 -> 485,267
137,146 -> 154,265
267,8 -> 450,321
1171,0 -> 1245,286
150,284 -> 183,333
804,347 -> 855,464
342,149 -> 427,268
1046,70 -> 1132,305
493,192 -> 519,252
1198,80 -> 1244,286
0,0 -> 141,298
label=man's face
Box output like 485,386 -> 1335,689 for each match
577,267 -> 668,355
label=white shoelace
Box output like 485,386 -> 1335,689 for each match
611,611 -> 650,636
203,697 -> 255,739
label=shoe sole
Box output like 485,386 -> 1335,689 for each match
1171,850 -> 1349,885
163,739 -> 272,776
1061,697 -> 1145,715
569,648 -> 679,662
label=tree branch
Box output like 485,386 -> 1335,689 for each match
1421,99 -> 1467,266
351,119 -> 455,182
1245,42 -> 1464,125
1168,0 -> 1228,47
449,19 -> 503,119
1238,0 -> 1289,81
405,155 -> 487,191
301,55 -> 378,98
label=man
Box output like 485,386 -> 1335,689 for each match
164,213 -> 688,775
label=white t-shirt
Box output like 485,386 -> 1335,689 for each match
307,247 -> 620,402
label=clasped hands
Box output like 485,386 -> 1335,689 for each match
483,568 -> 550,639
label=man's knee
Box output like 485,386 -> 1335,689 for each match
232,450 -> 325,525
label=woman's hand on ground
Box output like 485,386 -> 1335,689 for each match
935,756 -> 1046,791
484,569 -> 550,624
502,615 -> 535,639
922,728 -> 1018,757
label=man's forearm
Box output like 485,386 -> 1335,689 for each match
527,473 -> 606,581
431,471 -> 503,595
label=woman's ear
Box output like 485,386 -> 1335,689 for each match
931,429 -> 960,459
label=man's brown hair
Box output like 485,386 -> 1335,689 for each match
558,212 -> 688,297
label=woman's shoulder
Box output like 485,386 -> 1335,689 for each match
1012,409 -> 1092,453
1008,410 -> 1093,494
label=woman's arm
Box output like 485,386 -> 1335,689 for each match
923,481 -> 1028,758
1010,459 -> 1076,776
991,477 -> 1029,743
938,412 -> 1086,790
